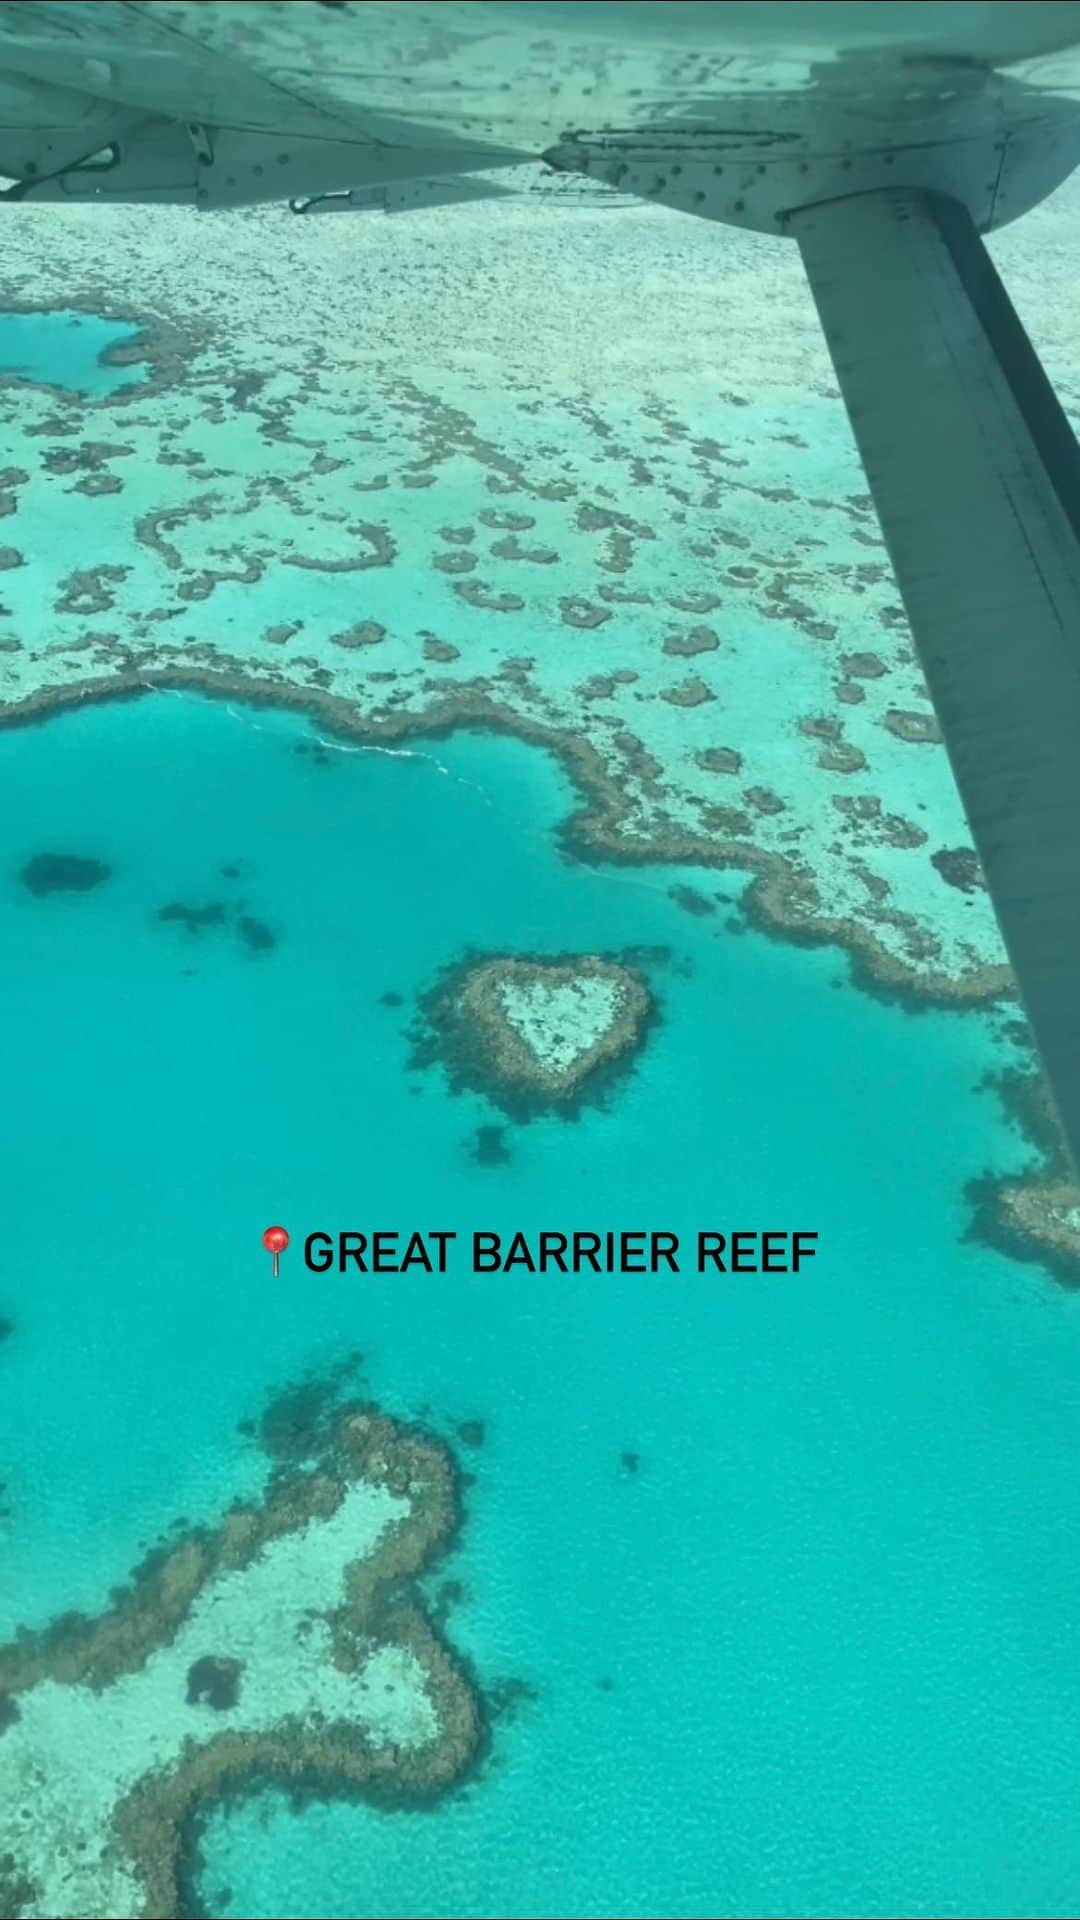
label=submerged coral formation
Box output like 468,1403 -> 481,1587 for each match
20,853 -> 110,897
968,1065 -> 1080,1286
411,951 -> 653,1120
0,1396 -> 479,1920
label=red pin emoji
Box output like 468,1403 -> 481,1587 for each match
262,1225 -> 289,1277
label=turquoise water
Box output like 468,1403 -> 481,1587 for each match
6,690 -> 1080,1916
0,310 -> 145,395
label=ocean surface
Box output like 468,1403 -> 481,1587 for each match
3,309 -> 1080,1920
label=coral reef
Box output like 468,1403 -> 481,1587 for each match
21,853 -> 110,897
410,949 -> 653,1121
0,1392 -> 480,1920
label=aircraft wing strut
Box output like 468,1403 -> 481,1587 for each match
791,187 -> 1080,1165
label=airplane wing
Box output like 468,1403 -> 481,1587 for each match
287,167 -> 638,217
5,2 -> 1080,1161
1,2 -> 1080,210
793,186 -> 1080,1164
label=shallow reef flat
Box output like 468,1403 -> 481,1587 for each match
0,188 -> 1076,1247
0,1402 -> 476,1920
1,184 -> 1071,1005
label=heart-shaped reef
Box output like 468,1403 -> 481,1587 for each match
413,954 -> 654,1121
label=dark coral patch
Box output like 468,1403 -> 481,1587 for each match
932,847 -> 984,894
21,853 -> 110,897
156,901 -> 227,934
185,1655 -> 243,1711
0,1853 -> 34,1918
663,625 -> 719,656
255,1354 -> 364,1465
237,913 -> 277,954
884,707 -> 942,744
696,746 -> 743,775
331,621 -> 386,649
422,636 -> 461,663
471,1124 -> 511,1166
669,885 -> 716,917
